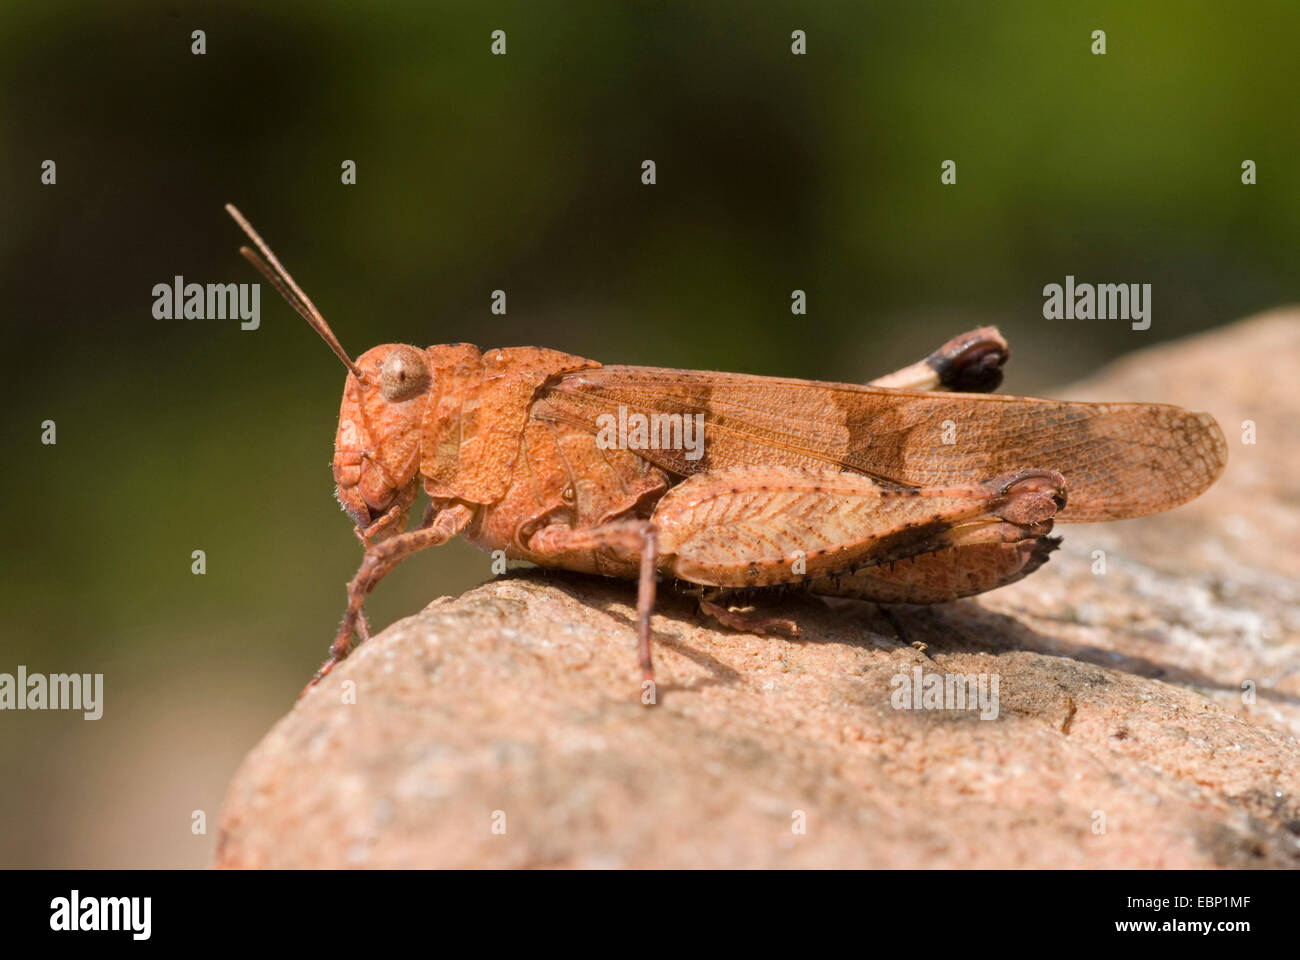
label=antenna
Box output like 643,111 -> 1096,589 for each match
225,204 -> 365,379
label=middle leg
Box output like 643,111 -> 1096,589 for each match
528,520 -> 661,690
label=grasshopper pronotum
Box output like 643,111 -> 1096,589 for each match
227,205 -> 1226,699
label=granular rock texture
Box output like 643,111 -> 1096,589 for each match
217,311 -> 1300,868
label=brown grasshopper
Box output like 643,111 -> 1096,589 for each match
226,205 -> 1227,699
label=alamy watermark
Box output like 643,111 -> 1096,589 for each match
50,891 -> 150,940
596,404 -> 706,461
0,666 -> 103,719
1042,275 -> 1150,330
152,276 -> 259,330
890,665 -> 999,720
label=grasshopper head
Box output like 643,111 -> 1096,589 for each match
224,206 -> 441,535
332,344 -> 435,531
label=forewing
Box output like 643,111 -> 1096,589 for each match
531,366 -> 1226,523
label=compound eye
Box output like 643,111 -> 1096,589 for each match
380,346 -> 431,402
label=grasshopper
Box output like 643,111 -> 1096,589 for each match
226,205 -> 1227,699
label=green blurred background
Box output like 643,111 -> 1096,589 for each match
2,1 -> 1297,867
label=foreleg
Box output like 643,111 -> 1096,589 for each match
352,481 -> 419,548
305,501 -> 475,695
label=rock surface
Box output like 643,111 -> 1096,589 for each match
217,311 -> 1300,868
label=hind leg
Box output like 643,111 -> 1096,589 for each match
868,327 -> 1009,393
697,596 -> 799,637
806,535 -> 1061,605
